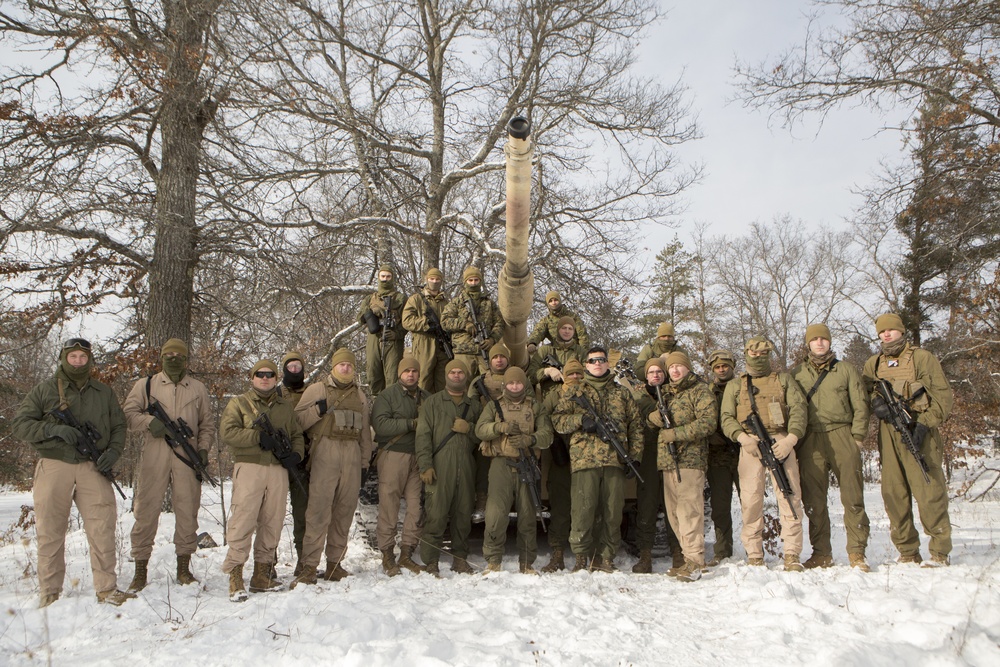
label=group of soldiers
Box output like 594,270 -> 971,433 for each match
12,266 -> 955,608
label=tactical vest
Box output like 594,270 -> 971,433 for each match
875,346 -> 930,412
485,397 -> 535,458
483,372 -> 504,401
735,373 -> 787,432
312,383 -> 366,439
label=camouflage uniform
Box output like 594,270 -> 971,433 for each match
356,273 -> 406,396
441,284 -> 504,376
528,340 -> 587,396
863,329 -> 953,562
552,371 -> 642,565
528,302 -> 590,349
402,285 -> 450,393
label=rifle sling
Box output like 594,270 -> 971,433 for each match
147,376 -> 201,475
805,359 -> 837,402
433,402 -> 470,456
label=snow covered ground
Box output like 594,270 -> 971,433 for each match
1,464 -> 998,666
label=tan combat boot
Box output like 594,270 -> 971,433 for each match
424,561 -> 441,577
229,565 -> 248,602
38,592 -> 60,608
97,589 -> 137,606
128,559 -> 148,593
591,556 -> 615,573
249,561 -> 282,593
290,564 -> 318,589
398,545 -> 422,574
519,561 -> 539,575
922,553 -> 950,568
632,549 -> 653,574
571,555 -> 589,572
541,548 -> 565,573
676,559 -> 703,583
451,556 -> 474,574
746,557 -> 765,567
898,552 -> 922,564
784,554 -> 805,572
803,553 -> 834,569
381,548 -> 401,577
177,554 -> 199,585
323,562 -> 351,582
483,559 -> 503,574
849,553 -> 871,572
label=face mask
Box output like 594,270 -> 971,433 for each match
446,376 -> 467,394
283,367 -> 305,390
163,356 -> 187,383
745,354 -> 772,377
60,357 -> 93,386
465,283 -> 482,294
503,385 -> 526,403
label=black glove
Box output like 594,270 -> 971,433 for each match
911,423 -> 930,449
96,449 -> 120,473
581,416 -> 598,433
364,311 -> 382,334
316,399 -> 328,416
282,451 -> 303,468
199,450 -> 209,467
259,431 -> 280,452
871,394 -> 891,421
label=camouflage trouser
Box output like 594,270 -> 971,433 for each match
542,445 -> 572,549
570,466 -> 625,561
878,422 -> 951,558
366,334 -> 404,396
706,453 -> 739,559
798,425 -> 869,557
483,458 -> 539,565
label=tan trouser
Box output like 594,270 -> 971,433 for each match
376,450 -> 422,551
222,462 -> 288,572
663,468 -> 707,566
738,445 -> 804,558
130,438 -> 202,560
33,458 -> 118,596
301,438 -> 361,568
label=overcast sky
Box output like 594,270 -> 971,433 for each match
636,0 -> 908,253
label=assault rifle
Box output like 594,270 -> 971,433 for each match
381,295 -> 395,357
570,393 -> 643,483
146,399 -> 219,487
742,409 -> 797,519
425,307 -> 454,360
873,379 -> 931,483
465,293 -> 491,362
48,407 -> 127,500
613,358 -> 641,391
653,385 -> 680,483
540,354 -> 562,370
479,379 -> 545,531
252,413 -> 309,495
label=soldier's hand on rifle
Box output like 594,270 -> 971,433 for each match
315,399 -> 328,416
45,424 -> 79,445
737,432 -> 760,457
527,343 -> 537,355
498,421 -> 521,436
451,417 -> 470,434
148,418 -> 167,438
771,433 -> 797,460
911,423 -> 930,449
259,431 -> 280,452
96,449 -> 120,473
509,433 -> 533,450
479,338 -> 493,352
285,452 -> 303,468
581,416 -> 598,433
660,428 -> 676,443
420,467 -> 436,485
199,450 -> 209,467
647,411 -> 664,428
544,367 -> 563,382
871,394 -> 891,421
465,322 -> 478,335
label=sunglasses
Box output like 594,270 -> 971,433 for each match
586,357 -> 607,364
254,371 -> 276,379
63,337 -> 92,350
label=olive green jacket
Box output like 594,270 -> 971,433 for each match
862,343 -> 953,430
372,381 -> 429,454
414,391 -> 483,474
221,389 -> 305,466
791,358 -> 869,442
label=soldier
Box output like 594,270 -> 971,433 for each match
123,338 -> 216,591
636,322 -> 683,372
468,342 -> 513,521
402,267 -> 450,393
862,313 -> 953,567
705,350 -> 741,565
552,346 -> 643,572
629,356 -> 682,575
647,351 -> 717,581
357,264 -> 406,396
292,348 -> 373,584
371,356 -> 428,576
441,266 -> 504,376
220,360 -> 304,601
415,359 -> 483,575
476,367 -> 553,573
12,337 -> 134,607
537,357 -> 585,572
720,336 -> 808,571
277,351 -> 311,571
791,324 -> 872,572
529,316 -> 586,392
527,291 -> 590,353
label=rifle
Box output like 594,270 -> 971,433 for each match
613,358 -> 641,391
49,407 -> 127,500
252,413 -> 309,495
873,379 -> 931,483
569,393 -> 643,483
741,377 -> 797,518
653,385 -> 681,483
465,293 -> 491,362
541,354 -> 563,370
480,379 -> 546,531
381,295 -> 395,358
146,399 -> 220,487
425,306 -> 455,360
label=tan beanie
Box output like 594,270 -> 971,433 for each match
805,323 -> 832,344
503,367 -> 528,386
249,359 -> 278,378
644,356 -> 666,375
331,348 -> 357,367
462,266 -> 483,282
161,338 -> 189,357
664,351 -> 691,370
545,291 -> 561,303
562,359 -> 584,376
489,342 -> 511,360
281,351 -> 304,368
875,313 -> 905,334
446,358 -> 469,376
426,267 -> 444,280
656,322 -> 675,337
398,356 -> 421,377
557,316 -> 576,330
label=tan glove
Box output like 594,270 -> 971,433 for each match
660,428 -> 676,443
771,433 -> 798,460
479,337 -> 493,352
527,343 -> 538,355
737,432 -> 760,458
544,367 -> 563,382
855,440 -> 864,449
452,418 -> 470,434
508,434 -> 533,450
498,421 -> 521,436
647,411 -> 663,428
420,468 -> 436,485
370,294 -> 386,315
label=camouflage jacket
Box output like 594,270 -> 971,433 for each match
656,373 -> 717,472
441,289 -> 504,356
527,340 -> 586,397
636,339 -> 684,373
551,372 -> 642,473
527,304 -> 590,349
